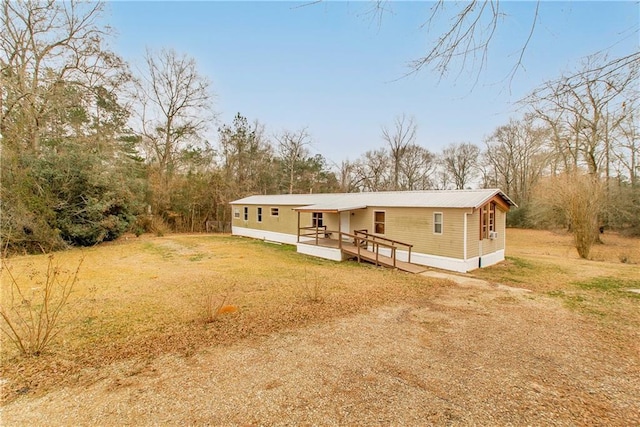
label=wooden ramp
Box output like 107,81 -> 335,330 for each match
341,245 -> 428,274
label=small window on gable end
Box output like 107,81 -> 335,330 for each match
243,207 -> 248,221
374,211 -> 385,234
271,207 -> 279,217
434,212 -> 443,234
234,208 -> 240,219
257,207 -> 263,222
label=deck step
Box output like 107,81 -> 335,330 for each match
341,246 -> 428,274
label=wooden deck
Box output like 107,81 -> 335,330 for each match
341,245 -> 429,274
299,238 -> 428,274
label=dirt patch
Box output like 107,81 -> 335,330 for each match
2,285 -> 638,426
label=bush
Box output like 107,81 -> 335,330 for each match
0,255 -> 83,356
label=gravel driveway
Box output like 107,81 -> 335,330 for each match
3,282 -> 639,426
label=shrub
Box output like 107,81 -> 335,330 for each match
0,255 -> 83,356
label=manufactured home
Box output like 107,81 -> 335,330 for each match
230,189 -> 516,273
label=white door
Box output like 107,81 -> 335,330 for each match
340,211 -> 350,240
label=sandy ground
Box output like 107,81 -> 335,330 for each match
2,279 -> 638,426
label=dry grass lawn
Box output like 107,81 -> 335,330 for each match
1,229 -> 639,425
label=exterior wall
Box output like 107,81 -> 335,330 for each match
297,243 -> 346,261
231,199 -> 510,273
350,209 -> 370,234
230,203 -> 312,236
363,206 -> 466,260
232,226 -> 299,244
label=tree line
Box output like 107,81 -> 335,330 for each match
2,1 -> 638,258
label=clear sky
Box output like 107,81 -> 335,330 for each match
105,1 -> 639,165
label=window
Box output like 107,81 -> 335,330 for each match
270,207 -> 279,217
257,207 -> 263,222
234,208 -> 240,219
434,212 -> 443,234
312,212 -> 323,228
374,211 -> 385,234
243,207 -> 248,221
480,202 -> 496,239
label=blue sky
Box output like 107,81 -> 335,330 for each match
105,1 -> 639,165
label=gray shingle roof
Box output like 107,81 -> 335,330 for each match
231,189 -> 516,210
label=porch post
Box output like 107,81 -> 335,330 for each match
297,211 -> 300,243
338,211 -> 342,250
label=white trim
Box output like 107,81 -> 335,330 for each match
373,210 -> 386,235
296,243 -> 345,262
232,226 -> 298,245
478,249 -> 505,269
232,226 -> 506,274
433,212 -> 443,235
243,206 -> 249,221
257,206 -> 263,223
375,247 -> 505,273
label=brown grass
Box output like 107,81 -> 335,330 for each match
0,234 -> 443,402
1,230 -> 639,425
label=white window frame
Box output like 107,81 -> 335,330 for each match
234,208 -> 240,219
270,207 -> 279,217
433,212 -> 443,235
243,206 -> 248,221
257,207 -> 263,223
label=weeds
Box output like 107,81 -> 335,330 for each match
203,283 -> 237,323
302,269 -> 324,303
0,255 -> 83,356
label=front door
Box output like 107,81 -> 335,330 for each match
340,211 -> 350,240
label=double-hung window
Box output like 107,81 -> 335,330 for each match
243,207 -> 248,221
257,207 -> 263,222
433,212 -> 443,234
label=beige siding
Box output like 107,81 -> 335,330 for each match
230,204 -> 311,235
467,210 -> 480,258
361,207 -> 466,259
232,201 -> 508,261
470,203 -> 507,257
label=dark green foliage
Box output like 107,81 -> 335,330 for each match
1,144 -> 140,252
506,205 -> 532,228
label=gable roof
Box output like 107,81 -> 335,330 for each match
231,189 -> 517,212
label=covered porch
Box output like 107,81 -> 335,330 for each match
293,204 -> 426,274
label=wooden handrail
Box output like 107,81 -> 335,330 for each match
354,229 -> 413,250
297,227 -> 415,266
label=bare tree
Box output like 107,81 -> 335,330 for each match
528,55 -> 637,178
614,104 -> 639,188
355,148 -> 391,192
381,114 -> 417,190
336,160 -> 361,193
532,172 -> 605,259
136,48 -> 213,175
441,142 -> 480,189
275,128 -> 312,194
482,114 -> 550,205
364,1 -> 638,88
1,0 -> 128,152
399,144 -> 436,190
